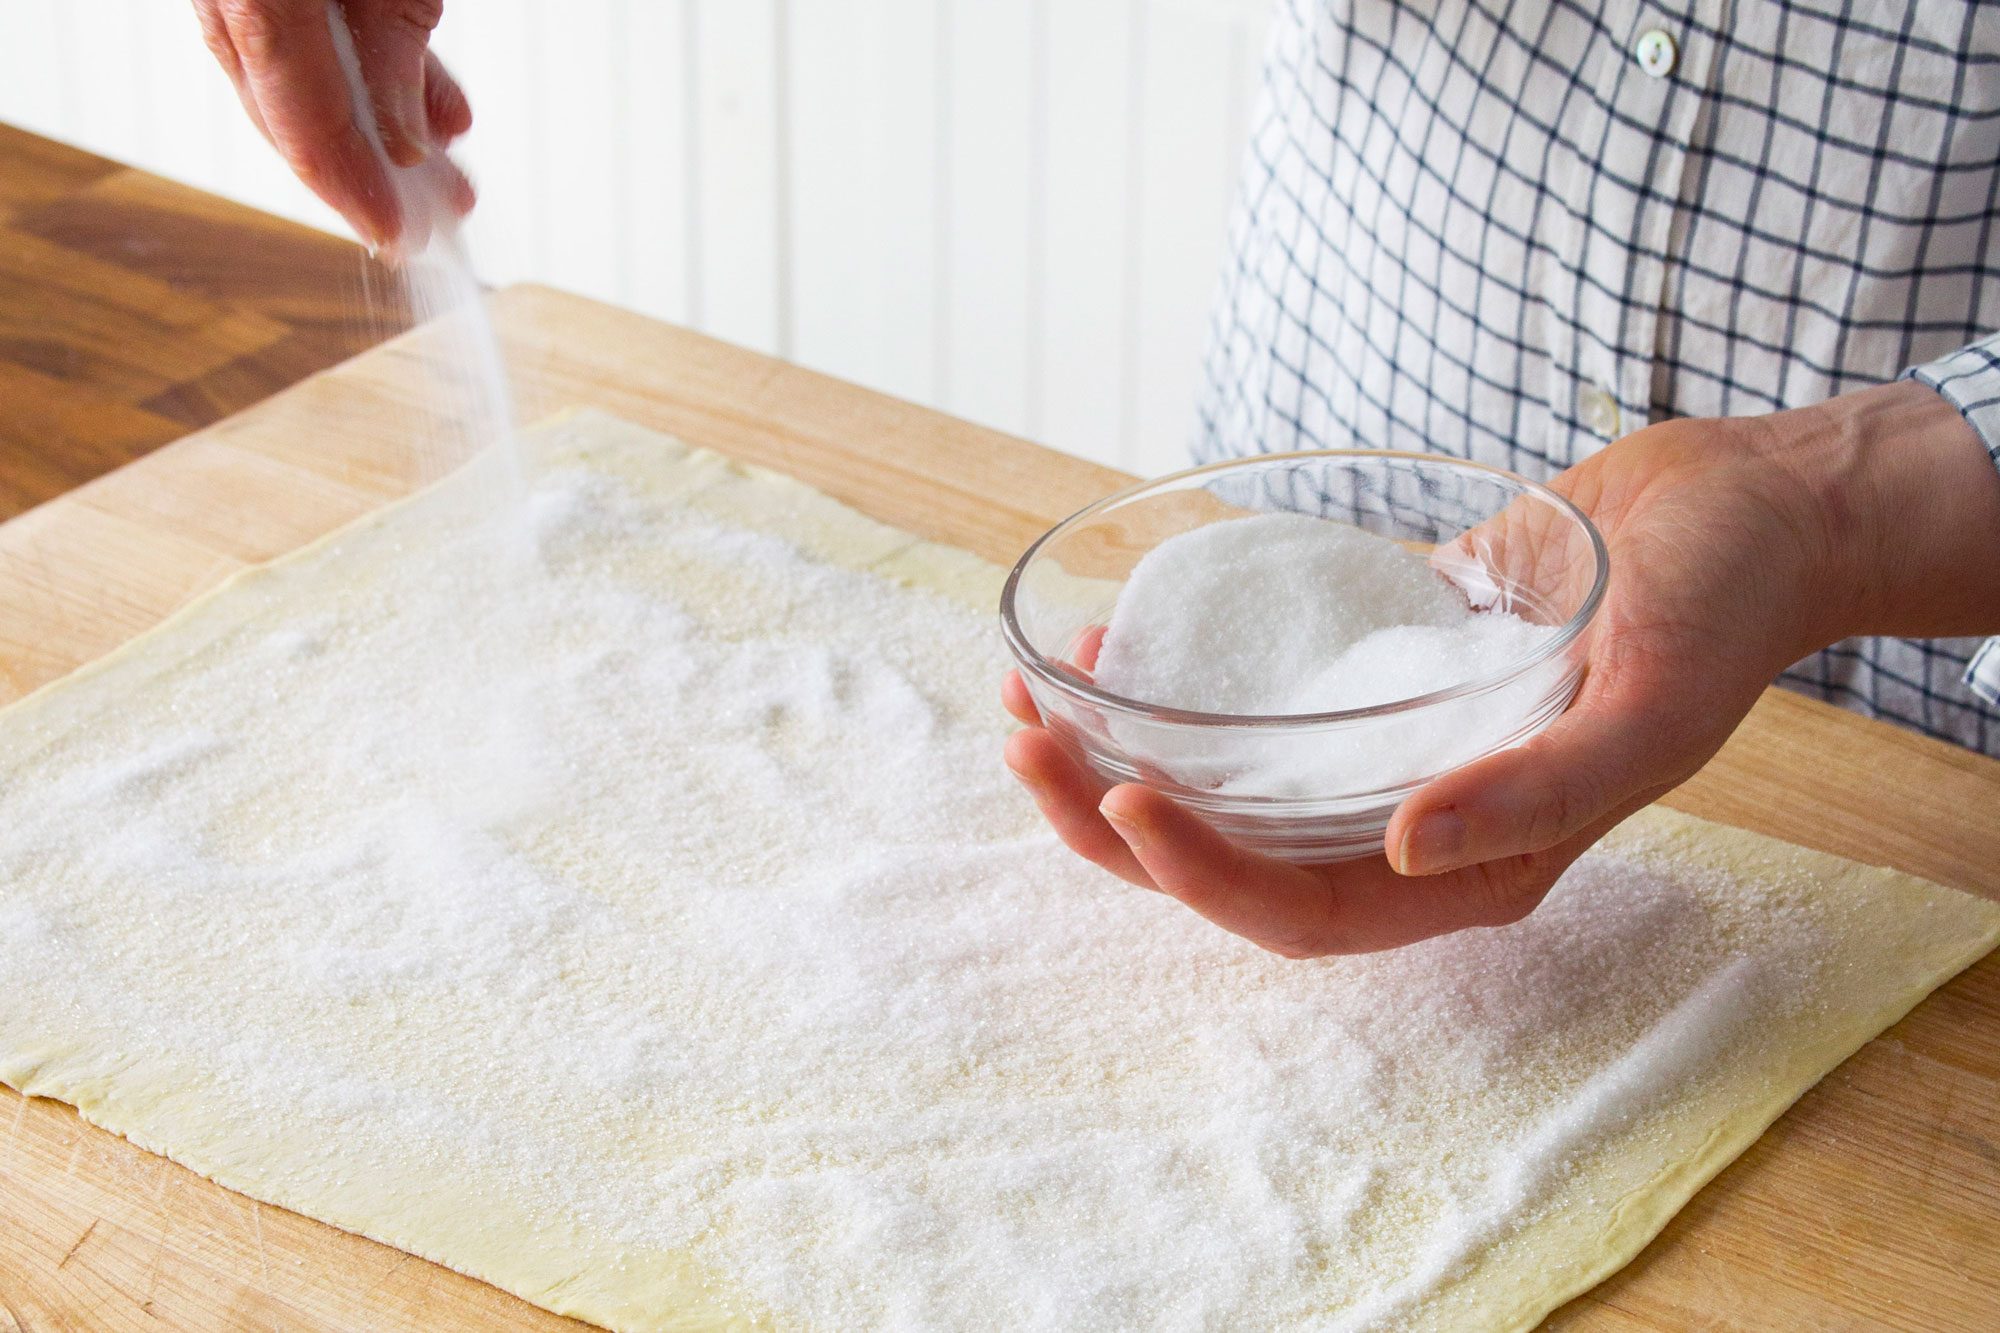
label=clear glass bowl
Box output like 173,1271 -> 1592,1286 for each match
999,451 -> 1609,863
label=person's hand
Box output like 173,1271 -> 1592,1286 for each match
1002,378 -> 2000,956
193,0 -> 473,248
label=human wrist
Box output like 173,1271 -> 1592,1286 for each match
1755,379 -> 2000,646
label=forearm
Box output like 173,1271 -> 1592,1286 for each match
1760,378 -> 2000,645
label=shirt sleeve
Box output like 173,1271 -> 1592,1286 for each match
1905,330 -> 2000,706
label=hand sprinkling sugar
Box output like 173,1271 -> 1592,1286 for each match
192,0 -> 474,252
182,0 -> 2000,965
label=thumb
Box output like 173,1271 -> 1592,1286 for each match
1386,664 -> 1726,877
339,0 -> 445,167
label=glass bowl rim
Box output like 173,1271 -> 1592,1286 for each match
998,448 -> 1610,730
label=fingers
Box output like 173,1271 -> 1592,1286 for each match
423,49 -> 473,141
1001,723 -> 1569,953
1001,619 -> 1106,725
1004,729 -> 1153,889
343,0 -> 448,166
1386,658 -> 1719,877
370,154 -> 476,259
196,0 -> 277,146
207,0 -> 402,245
411,149 -> 478,218
1000,670 -> 1041,726
193,1 -> 245,83
197,2 -> 466,248
1098,784 -> 1338,954
1102,783 -> 1617,955
1071,624 -> 1107,674
436,152 -> 478,213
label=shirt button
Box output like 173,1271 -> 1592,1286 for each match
1581,387 -> 1622,439
1635,28 -> 1678,78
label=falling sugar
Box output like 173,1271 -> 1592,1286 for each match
326,0 -> 523,518
326,2 -> 544,826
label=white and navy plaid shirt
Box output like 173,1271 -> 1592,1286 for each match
1198,0 -> 2000,755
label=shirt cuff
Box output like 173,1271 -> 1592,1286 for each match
1906,329 -> 2000,470
1904,332 -> 2000,707
1967,639 -> 2000,708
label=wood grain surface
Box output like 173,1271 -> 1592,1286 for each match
1,141 -> 1998,1332
0,123 -> 409,521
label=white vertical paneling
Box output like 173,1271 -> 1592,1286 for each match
1231,0 -> 1272,165
1023,0 -> 1050,437
0,0 -> 1275,470
787,0 -> 942,405
69,0 -> 154,164
532,0 -> 623,304
942,0 -> 1036,438
0,3 -> 73,134
1126,0 -> 1243,476
432,0 -> 539,281
0,0 -> 334,232
621,0 -> 696,323
1038,0 -> 1140,467
129,1 -> 235,194
692,0 -> 786,354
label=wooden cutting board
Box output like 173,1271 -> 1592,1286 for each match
1,285 -> 1997,1332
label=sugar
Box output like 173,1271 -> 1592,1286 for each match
1091,512 -> 1563,794
1095,512 -> 1555,717
1095,513 -> 1472,716
0,418 -> 1966,1332
327,0 -> 522,514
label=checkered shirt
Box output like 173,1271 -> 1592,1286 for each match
1197,0 -> 2000,756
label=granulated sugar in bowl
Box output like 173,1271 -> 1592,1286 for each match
1000,451 -> 1608,863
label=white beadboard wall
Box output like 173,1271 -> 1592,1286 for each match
0,0 -> 1270,474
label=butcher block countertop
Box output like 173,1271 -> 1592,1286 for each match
3,125 -> 1999,1333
